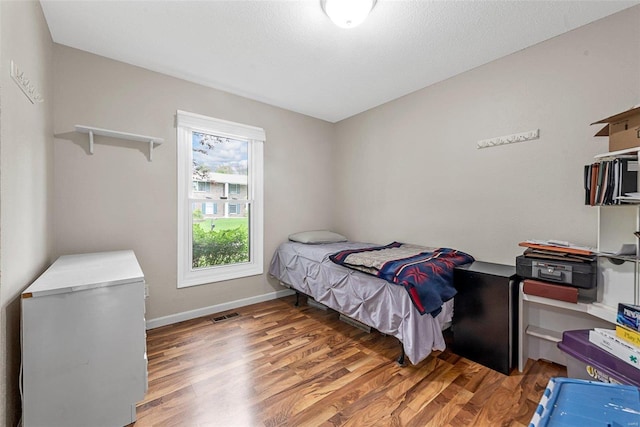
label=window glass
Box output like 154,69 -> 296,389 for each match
191,133 -> 249,268
177,111 -> 264,287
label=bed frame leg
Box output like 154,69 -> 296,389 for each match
397,343 -> 406,367
294,292 -> 300,307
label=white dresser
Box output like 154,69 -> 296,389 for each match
21,250 -> 148,427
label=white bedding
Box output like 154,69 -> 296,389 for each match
268,241 -> 454,365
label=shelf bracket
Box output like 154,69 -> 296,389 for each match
89,130 -> 94,155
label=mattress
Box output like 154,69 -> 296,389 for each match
268,241 -> 454,365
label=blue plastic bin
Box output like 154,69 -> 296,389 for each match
529,377 -> 640,427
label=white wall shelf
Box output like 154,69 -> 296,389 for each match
593,146 -> 640,159
75,125 -> 164,161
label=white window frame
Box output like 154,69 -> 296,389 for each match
176,110 -> 264,288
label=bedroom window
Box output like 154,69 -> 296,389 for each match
176,110 -> 264,287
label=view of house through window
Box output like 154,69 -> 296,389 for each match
177,110 -> 264,288
191,131 -> 250,269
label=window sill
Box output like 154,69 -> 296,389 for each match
177,262 -> 263,288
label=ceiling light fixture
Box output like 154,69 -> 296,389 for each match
321,0 -> 377,29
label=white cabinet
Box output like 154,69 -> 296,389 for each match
21,250 -> 147,427
518,151 -> 640,371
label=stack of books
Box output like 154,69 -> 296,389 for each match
588,303 -> 640,371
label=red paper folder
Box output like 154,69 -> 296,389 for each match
523,279 -> 578,303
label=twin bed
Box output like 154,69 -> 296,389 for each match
268,234 -> 474,365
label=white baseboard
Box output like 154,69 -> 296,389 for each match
145,289 -> 295,330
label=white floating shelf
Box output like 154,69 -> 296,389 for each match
75,125 -> 164,161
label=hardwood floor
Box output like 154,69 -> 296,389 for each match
134,295 -> 566,427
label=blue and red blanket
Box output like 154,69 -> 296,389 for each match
329,242 -> 474,316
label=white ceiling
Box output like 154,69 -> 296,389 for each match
40,0 -> 639,123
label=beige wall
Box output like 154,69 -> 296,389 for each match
0,1 -> 54,425
52,45 -> 336,321
333,6 -> 640,265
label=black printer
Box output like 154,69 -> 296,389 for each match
515,255 -> 596,289
516,243 -> 598,302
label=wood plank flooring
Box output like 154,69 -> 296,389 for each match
134,295 -> 566,427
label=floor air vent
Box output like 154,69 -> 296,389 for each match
211,312 -> 239,323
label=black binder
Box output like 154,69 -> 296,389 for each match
619,157 -> 638,198
584,165 -> 591,205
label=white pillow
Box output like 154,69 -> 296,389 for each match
288,230 -> 347,244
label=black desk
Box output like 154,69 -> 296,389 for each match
452,261 -> 518,375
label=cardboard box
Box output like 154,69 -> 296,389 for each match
617,302 -> 640,332
592,106 -> 640,152
589,329 -> 640,370
616,325 -> 640,347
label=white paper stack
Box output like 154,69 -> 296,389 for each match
589,328 -> 640,370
